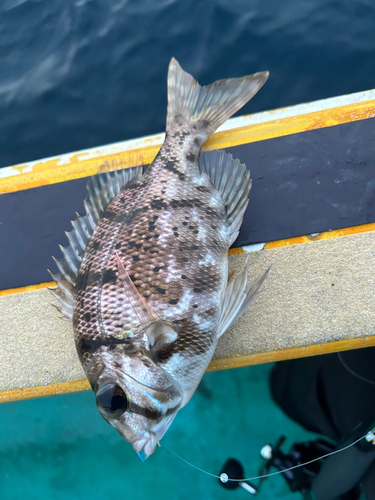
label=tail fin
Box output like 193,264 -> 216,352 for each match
166,58 -> 268,137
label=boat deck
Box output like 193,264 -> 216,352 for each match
1,89 -> 375,402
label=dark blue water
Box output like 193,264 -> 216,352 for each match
1,0 -> 375,168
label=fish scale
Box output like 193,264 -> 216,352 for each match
51,58 -> 269,457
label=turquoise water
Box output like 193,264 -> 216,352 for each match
0,363 -> 314,499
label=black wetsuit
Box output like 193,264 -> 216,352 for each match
271,347 -> 375,500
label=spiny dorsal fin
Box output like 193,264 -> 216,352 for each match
217,264 -> 270,339
167,58 -> 268,140
199,149 -> 251,246
49,161 -> 143,320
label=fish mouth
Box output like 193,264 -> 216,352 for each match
132,411 -> 179,460
133,431 -> 158,460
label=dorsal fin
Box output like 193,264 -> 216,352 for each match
199,150 -> 252,246
49,162 -> 143,319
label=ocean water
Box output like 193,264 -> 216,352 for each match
1,0 -> 375,168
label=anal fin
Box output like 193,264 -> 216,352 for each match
217,264 -> 270,339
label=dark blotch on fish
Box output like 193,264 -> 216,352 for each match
103,209 -> 117,220
102,269 -> 117,285
131,403 -> 161,421
154,343 -> 176,363
76,266 -> 97,290
178,130 -> 190,139
77,335 -> 133,356
186,152 -> 196,163
127,206 -> 148,224
126,183 -> 141,190
151,199 -> 169,210
165,161 -> 186,181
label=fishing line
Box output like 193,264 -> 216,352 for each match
160,434 -> 368,483
337,352 -> 375,385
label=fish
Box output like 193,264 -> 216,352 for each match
50,58 -> 269,458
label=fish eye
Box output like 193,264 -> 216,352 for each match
96,384 -> 129,419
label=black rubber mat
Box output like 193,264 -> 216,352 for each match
1,117 -> 375,290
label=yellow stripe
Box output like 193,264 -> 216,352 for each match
1,335 -> 374,402
264,222 -> 375,249
227,222 -> 375,255
205,98 -> 375,150
2,99 -> 375,195
208,335 -> 375,372
0,281 -> 55,296
0,379 -> 90,404
227,247 -> 246,255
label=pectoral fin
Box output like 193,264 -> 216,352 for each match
217,264 -> 270,339
115,254 -> 177,351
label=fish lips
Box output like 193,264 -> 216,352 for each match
132,409 -> 179,459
